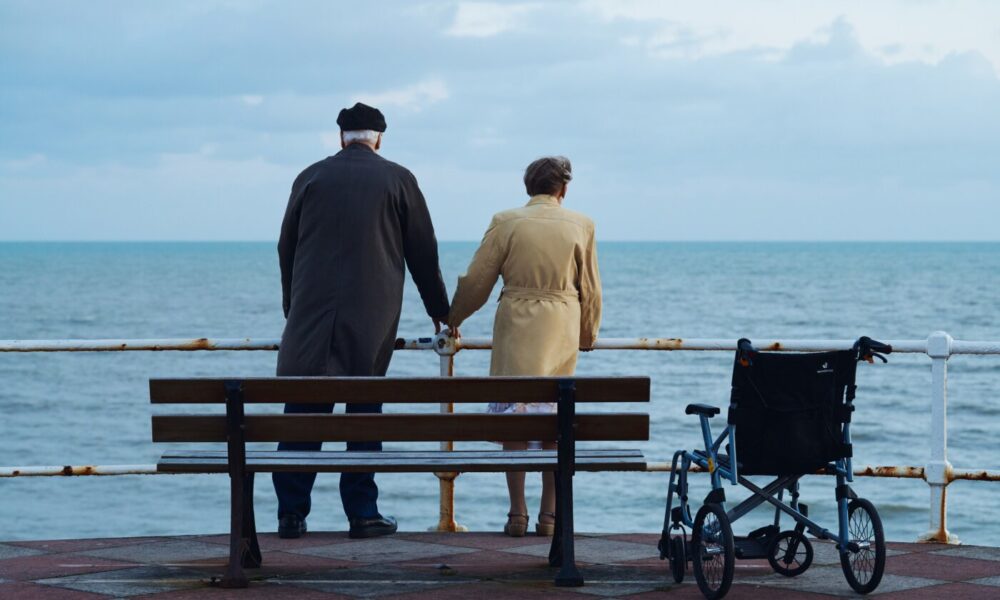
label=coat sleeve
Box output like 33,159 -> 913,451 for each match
400,171 -> 450,320
278,177 -> 307,319
448,216 -> 504,329
578,224 -> 602,349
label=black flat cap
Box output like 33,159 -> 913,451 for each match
337,102 -> 387,132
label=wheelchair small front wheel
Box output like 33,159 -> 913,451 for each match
839,498 -> 886,594
692,503 -> 734,599
669,535 -> 686,583
767,530 -> 813,577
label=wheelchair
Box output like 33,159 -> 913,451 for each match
658,336 -> 891,599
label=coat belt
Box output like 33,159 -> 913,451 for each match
500,286 -> 579,303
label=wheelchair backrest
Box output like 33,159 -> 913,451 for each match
729,349 -> 858,476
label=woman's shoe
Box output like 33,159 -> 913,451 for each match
536,511 -> 556,536
504,513 -> 529,537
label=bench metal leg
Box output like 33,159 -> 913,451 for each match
552,467 -> 583,587
222,379 -> 254,588
222,468 -> 250,588
242,473 -> 262,569
548,469 -> 562,568
552,379 -> 583,587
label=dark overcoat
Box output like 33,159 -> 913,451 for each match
276,144 -> 449,377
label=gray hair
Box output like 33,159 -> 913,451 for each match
341,130 -> 381,144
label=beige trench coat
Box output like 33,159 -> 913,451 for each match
448,194 -> 602,378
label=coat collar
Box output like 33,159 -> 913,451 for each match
343,142 -> 375,154
527,194 -> 561,207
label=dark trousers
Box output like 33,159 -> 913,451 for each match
272,402 -> 382,521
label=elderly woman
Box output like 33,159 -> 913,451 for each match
447,156 -> 602,537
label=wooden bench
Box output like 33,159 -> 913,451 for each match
150,376 -> 650,589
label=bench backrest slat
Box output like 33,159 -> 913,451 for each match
150,377 -> 650,405
152,413 -> 649,443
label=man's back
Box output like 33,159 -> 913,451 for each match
276,143 -> 448,376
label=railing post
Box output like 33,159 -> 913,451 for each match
920,331 -> 959,543
432,333 -> 466,532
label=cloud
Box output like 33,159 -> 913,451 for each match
351,78 -> 449,111
446,2 -> 540,37
582,0 -> 1000,76
2,1 -> 999,241
1,153 -> 47,171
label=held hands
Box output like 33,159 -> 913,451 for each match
432,318 -> 461,340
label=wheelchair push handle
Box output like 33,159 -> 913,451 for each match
854,336 -> 892,363
736,338 -> 757,367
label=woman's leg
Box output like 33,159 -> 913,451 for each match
503,441 -> 529,536
504,441 -> 528,515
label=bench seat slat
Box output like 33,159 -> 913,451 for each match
150,376 -> 650,405
160,449 -> 644,460
157,450 -> 647,473
152,413 -> 650,443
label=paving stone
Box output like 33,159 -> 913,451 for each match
80,539 -> 230,564
626,584 -> 835,599
886,551 -> 1000,581
886,541 -> 945,554
501,538 -> 660,564
397,549 -> 548,578
738,564 -> 942,597
0,580 -> 111,599
384,580 -> 586,599
291,537 -> 477,564
36,565 -> 209,597
0,543 -> 44,560
573,581 -> 665,597
7,537 -> 163,554
931,546 -> 1000,562
129,581 -> 354,599
281,563 -> 474,598
808,539 -> 904,566
0,552 -> 135,582
194,531 -> 354,552
874,581 -> 1000,599
180,549 -> 357,581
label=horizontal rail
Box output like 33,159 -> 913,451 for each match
0,338 -> 280,352
4,336 -> 1000,354
0,464 -> 159,477
5,462 -> 997,481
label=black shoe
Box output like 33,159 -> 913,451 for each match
278,514 -> 307,539
348,515 -> 398,539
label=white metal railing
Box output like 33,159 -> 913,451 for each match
2,332 -> 999,543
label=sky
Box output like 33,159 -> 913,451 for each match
1,0 -> 999,241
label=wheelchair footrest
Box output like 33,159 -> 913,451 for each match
734,525 -> 780,560
734,536 -> 771,560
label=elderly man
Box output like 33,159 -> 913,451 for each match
274,102 -> 450,539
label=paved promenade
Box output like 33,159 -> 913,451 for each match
2,531 -> 999,599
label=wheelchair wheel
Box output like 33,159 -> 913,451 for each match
839,498 -> 885,594
692,503 -> 734,600
767,530 -> 813,577
669,535 -> 686,583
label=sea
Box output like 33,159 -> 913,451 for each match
1,242 -> 998,546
